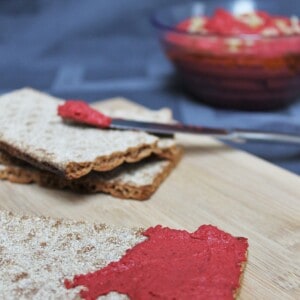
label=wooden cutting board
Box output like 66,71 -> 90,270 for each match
0,98 -> 299,299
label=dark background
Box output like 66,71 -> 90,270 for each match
1,0 -> 300,174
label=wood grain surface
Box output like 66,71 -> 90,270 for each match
0,98 -> 299,299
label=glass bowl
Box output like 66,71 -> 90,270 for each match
152,1 -> 300,110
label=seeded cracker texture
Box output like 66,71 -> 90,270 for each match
0,210 -> 142,299
0,88 -> 160,179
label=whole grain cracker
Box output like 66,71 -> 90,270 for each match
0,146 -> 182,200
0,210 -> 247,299
0,88 -> 161,179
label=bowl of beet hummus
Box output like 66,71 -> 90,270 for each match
152,1 -> 300,110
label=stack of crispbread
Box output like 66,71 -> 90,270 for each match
0,88 -> 181,200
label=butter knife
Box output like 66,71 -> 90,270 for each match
58,101 -> 300,145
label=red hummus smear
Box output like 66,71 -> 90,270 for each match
58,101 -> 112,128
65,225 -> 248,300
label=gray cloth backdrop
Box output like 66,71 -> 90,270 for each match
1,0 -> 300,174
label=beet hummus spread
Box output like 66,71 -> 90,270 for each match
164,9 -> 300,110
174,9 -> 300,54
58,101 -> 112,128
65,225 -> 248,300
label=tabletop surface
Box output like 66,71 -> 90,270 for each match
1,0 -> 300,175
0,98 -> 299,299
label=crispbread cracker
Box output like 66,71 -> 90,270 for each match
0,210 -> 247,299
0,210 -> 142,299
0,146 -> 182,200
0,88 -> 161,179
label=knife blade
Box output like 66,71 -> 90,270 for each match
58,101 -> 300,145
110,119 -> 300,145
